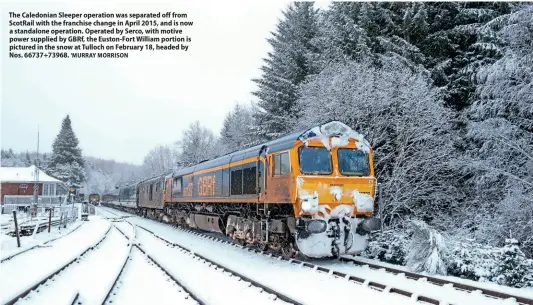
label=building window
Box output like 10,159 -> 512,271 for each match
19,184 -> 27,188
273,152 -> 290,176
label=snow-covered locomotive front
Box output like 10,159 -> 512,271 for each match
291,121 -> 381,258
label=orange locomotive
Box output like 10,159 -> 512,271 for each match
126,121 -> 380,259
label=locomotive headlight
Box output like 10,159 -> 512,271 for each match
307,219 -> 327,234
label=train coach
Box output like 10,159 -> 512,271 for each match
107,121 -> 381,259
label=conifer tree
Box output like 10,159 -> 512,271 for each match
311,2 -> 424,70
418,2 -> 512,110
25,151 -> 32,166
47,115 -> 86,187
252,2 -> 319,140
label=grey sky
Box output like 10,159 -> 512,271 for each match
1,1 -> 331,165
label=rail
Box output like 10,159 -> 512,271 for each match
110,220 -> 204,305
177,226 -> 533,305
340,256 -> 533,305
136,224 -> 302,305
102,221 -> 135,304
101,206 -> 533,305
2,225 -> 112,305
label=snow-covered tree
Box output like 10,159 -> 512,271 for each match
83,156 -> 144,193
142,145 -> 176,177
175,121 -> 217,167
253,2 -> 319,140
493,239 -> 532,287
297,57 -> 461,227
0,149 -> 25,167
463,4 -> 533,254
24,151 -> 32,166
419,2 -> 512,110
46,115 -> 86,187
309,2 -> 424,72
402,2 -> 429,44
406,220 -> 449,275
219,103 -> 258,154
83,163 -> 114,195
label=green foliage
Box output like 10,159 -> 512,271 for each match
252,2 -> 319,140
362,231 -> 408,265
46,115 -> 86,187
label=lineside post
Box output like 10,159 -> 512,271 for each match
48,208 -> 52,233
13,211 -> 21,248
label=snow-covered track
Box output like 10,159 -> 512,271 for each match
135,224 -> 302,305
174,225 -> 532,305
102,221 -> 136,304
100,207 -> 533,305
339,257 -> 533,305
2,225 -> 112,305
173,227 -> 441,304
1,222 -> 84,263
107,220 -> 200,305
69,292 -> 80,305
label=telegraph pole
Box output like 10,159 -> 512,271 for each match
33,125 -> 40,205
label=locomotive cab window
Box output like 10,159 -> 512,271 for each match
273,151 -> 290,176
173,177 -> 182,193
337,148 -> 370,176
299,146 -> 332,175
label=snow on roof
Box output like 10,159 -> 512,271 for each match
299,121 -> 371,152
0,165 -> 64,183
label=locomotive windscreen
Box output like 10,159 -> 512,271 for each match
337,148 -> 370,176
298,146 -> 333,175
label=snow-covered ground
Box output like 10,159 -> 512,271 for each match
0,212 -> 61,234
0,216 -> 110,305
313,259 -> 522,305
99,207 -> 533,305
136,227 -> 292,305
0,219 -> 82,261
96,208 -> 427,305
109,247 -> 199,305
341,255 -> 533,301
16,226 -> 129,305
3,206 -> 531,305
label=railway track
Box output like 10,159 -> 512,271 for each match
1,222 -> 84,263
339,257 -> 533,305
2,225 -> 112,305
102,220 -> 136,304
108,220 -> 202,305
134,223 -> 299,305
178,226 -> 533,305
100,207 -> 533,305
100,208 -> 297,305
